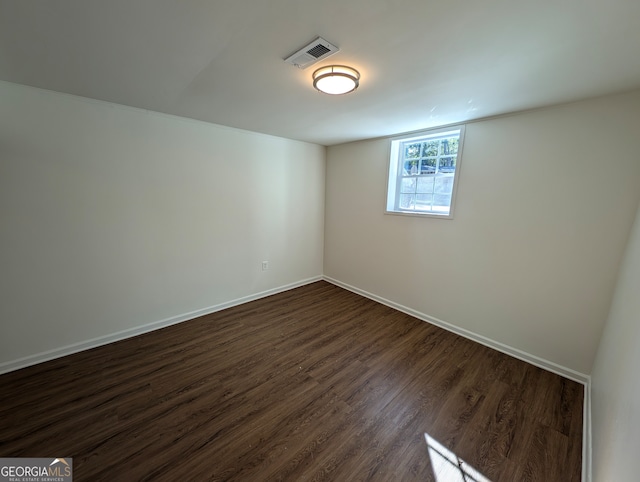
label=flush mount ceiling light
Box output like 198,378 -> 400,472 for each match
312,65 -> 360,95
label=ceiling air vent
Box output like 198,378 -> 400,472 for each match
284,37 -> 339,69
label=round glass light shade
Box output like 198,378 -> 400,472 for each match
312,65 -> 360,95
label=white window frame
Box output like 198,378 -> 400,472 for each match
385,125 -> 465,219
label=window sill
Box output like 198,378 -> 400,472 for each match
384,209 -> 454,220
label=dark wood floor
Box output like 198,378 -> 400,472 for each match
0,281 -> 583,481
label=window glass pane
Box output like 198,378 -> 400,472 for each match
434,176 -> 454,194
439,156 -> 456,172
399,194 -> 415,209
416,194 -> 433,210
403,160 -> 419,175
420,159 -> 436,174
433,194 -> 452,210
424,141 -> 439,157
401,177 -> 416,193
440,137 -> 458,155
404,143 -> 421,159
417,177 -> 434,193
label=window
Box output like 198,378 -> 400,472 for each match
386,125 -> 465,218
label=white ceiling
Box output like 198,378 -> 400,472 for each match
1,0 -> 639,146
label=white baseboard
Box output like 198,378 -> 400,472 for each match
0,276 -> 322,375
323,276 -> 589,383
323,275 -> 592,482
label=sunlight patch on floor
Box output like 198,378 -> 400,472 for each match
425,433 -> 492,482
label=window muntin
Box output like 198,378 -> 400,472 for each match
386,126 -> 464,218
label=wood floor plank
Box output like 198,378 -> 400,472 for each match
0,281 -> 583,481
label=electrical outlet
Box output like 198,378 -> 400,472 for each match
262,261 -> 269,271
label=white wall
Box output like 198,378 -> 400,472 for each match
591,202 -> 640,481
0,81 -> 325,368
325,91 -> 640,375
